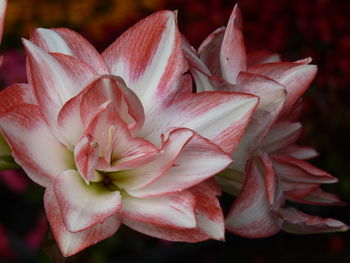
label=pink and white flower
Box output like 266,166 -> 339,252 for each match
184,4 -> 348,237
0,11 -> 258,256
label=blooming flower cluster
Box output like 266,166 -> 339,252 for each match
0,0 -> 347,258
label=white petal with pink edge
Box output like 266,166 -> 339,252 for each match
53,170 -> 122,233
127,129 -> 231,198
121,190 -> 196,229
220,5 -> 247,84
44,187 -> 121,257
225,160 -> 283,238
103,11 -> 185,115
280,207 -> 348,234
0,104 -> 72,187
141,91 -> 258,154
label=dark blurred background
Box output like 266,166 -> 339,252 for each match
0,0 -> 349,262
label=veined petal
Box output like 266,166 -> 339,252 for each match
23,39 -> 96,130
141,91 -> 258,154
74,135 -> 99,183
230,72 -> 287,171
31,28 -> 108,74
246,51 -> 281,67
53,170 -> 122,233
220,5 -> 247,84
188,179 -> 225,241
0,83 -> 36,115
280,208 -> 348,234
225,161 -> 283,238
286,188 -> 346,206
113,129 -> 194,191
260,121 -> 302,154
122,218 -> 210,242
44,187 -> 121,257
128,129 -> 231,198
0,104 -> 72,186
248,62 -> 317,118
198,27 -> 225,77
57,75 -> 144,147
271,155 -> 337,184
102,11 -> 186,115
276,145 -> 318,160
85,101 -> 156,168
121,190 -> 196,229
0,104 -> 71,187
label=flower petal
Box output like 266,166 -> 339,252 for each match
246,51 -> 281,67
31,28 -> 108,74
112,128 -> 194,191
198,27 -> 225,77
128,129 -> 231,198
280,208 -> 348,234
276,145 -> 318,160
271,155 -> 337,184
0,104 -> 71,187
286,188 -> 346,206
225,161 -> 282,238
22,39 -> 96,131
220,5 -> 247,84
141,91 -> 258,154
121,190 -> 196,229
188,179 -> 225,241
53,170 -> 122,232
230,72 -> 286,171
122,218 -> 209,242
248,62 -> 317,117
260,121 -> 302,154
102,11 -> 186,115
44,187 -> 121,257
0,83 -> 36,115
74,135 -> 99,183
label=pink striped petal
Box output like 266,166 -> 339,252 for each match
188,179 -> 225,240
127,129 -> 231,198
0,83 -> 36,115
272,155 -> 337,184
225,161 -> 282,238
53,170 -> 122,233
142,91 -> 258,154
0,104 -> 71,187
280,208 -> 348,234
57,75 -> 144,146
85,101 -> 156,168
74,135 -> 99,183
102,11 -> 186,115
261,121 -> 302,154
112,129 -> 194,191
122,218 -> 210,242
198,27 -> 225,77
121,190 -> 196,229
230,72 -> 286,171
23,39 -> 96,130
31,28 -> 108,74
220,5 -> 247,84
44,187 -> 121,257
246,51 -> 281,67
248,62 -> 317,118
276,145 -> 318,160
286,188 -> 346,206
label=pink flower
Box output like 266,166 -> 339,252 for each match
184,4 -> 348,237
0,11 -> 258,256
